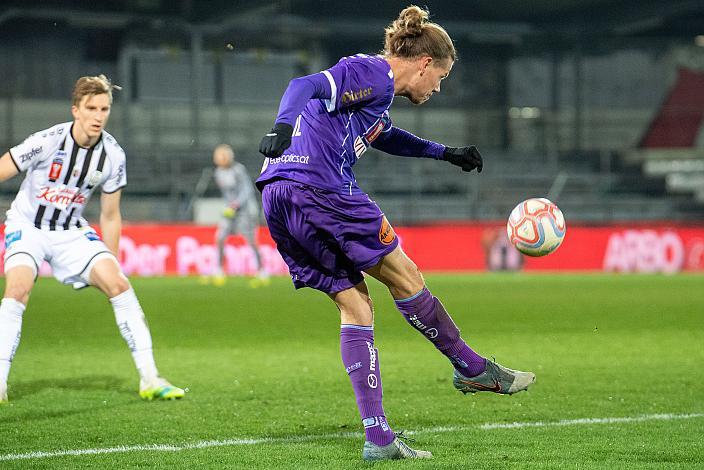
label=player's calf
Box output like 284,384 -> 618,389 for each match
395,287 -> 487,377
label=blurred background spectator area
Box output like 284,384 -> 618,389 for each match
2,0 -> 704,224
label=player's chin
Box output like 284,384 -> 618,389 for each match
409,95 -> 430,105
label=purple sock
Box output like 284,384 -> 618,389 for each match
340,325 -> 395,446
395,288 -> 487,377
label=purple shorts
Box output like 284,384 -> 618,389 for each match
262,180 -> 399,294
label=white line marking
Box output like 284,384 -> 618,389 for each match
412,412 -> 704,432
477,413 -> 704,430
1,413 -> 701,462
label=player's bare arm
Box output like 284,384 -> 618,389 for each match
0,152 -> 20,182
100,189 -> 122,256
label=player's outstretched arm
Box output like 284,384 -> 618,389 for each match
0,152 -> 20,182
372,126 -> 444,159
371,127 -> 483,173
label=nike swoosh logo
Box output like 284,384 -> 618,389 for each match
265,133 -> 277,137
458,379 -> 502,392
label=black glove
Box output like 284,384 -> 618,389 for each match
259,122 -> 294,158
444,146 -> 483,173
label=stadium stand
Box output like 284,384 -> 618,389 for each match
2,13 -> 704,224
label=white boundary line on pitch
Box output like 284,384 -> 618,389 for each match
1,412 -> 702,462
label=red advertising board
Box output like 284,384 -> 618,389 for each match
2,223 -> 704,276
399,223 -> 704,273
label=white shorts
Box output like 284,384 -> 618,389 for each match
3,222 -> 115,286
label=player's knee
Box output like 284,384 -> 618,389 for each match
333,298 -> 371,325
341,307 -> 373,325
3,262 -> 36,304
351,299 -> 375,325
4,284 -> 32,304
4,275 -> 33,303
104,277 -> 131,298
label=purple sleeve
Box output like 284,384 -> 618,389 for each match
371,127 -> 446,160
275,73 -> 332,126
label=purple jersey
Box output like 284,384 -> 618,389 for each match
257,54 -> 394,195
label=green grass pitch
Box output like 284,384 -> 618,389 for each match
1,274 -> 703,468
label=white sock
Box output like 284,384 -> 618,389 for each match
110,288 -> 159,382
0,298 -> 25,385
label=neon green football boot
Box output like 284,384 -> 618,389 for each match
139,377 -> 185,401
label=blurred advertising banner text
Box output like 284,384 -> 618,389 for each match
2,223 -> 704,276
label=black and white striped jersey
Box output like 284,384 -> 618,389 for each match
7,122 -> 127,230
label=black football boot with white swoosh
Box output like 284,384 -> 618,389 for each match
453,360 -> 535,395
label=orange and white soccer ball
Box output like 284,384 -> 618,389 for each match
507,198 -> 566,257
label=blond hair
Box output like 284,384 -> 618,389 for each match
71,74 -> 121,106
384,5 -> 456,63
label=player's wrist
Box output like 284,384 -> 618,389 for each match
424,142 -> 444,160
272,122 -> 294,137
260,122 -> 294,158
442,146 -> 457,161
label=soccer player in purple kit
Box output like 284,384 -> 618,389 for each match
258,5 -> 535,461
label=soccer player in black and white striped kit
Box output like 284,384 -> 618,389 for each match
0,75 -> 184,403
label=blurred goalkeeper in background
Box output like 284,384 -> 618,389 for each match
211,144 -> 268,287
258,4 -> 535,461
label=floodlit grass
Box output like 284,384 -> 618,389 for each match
1,274 -> 703,468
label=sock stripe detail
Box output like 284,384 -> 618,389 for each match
340,324 -> 374,331
394,287 -> 428,304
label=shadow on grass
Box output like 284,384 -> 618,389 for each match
0,375 -> 140,423
10,374 -> 129,398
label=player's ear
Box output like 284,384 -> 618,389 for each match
71,105 -> 79,120
419,56 -> 433,76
